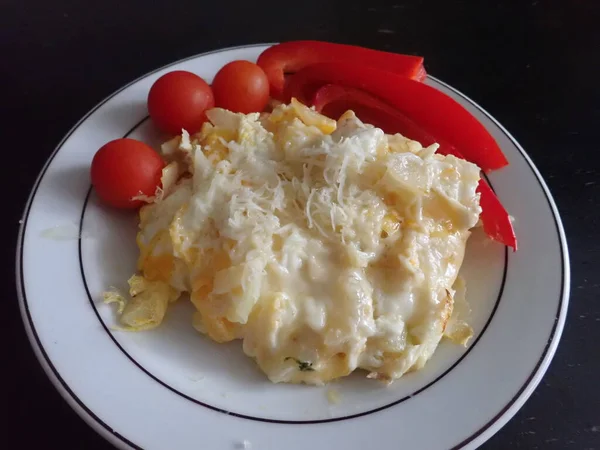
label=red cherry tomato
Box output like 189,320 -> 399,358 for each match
147,71 -> 214,135
212,61 -> 270,114
91,138 -> 165,209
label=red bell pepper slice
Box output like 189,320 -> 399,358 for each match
311,84 -> 517,250
257,41 -> 426,101
475,180 -> 517,250
287,62 -> 508,173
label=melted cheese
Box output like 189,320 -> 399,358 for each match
127,103 -> 482,385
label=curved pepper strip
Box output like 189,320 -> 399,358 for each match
475,179 -> 517,251
311,84 -> 517,250
257,41 -> 426,101
288,62 -> 508,173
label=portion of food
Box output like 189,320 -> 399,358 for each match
90,138 -> 166,209
257,40 -> 427,100
92,41 -> 518,385
212,61 -> 270,114
106,101 -> 478,384
148,71 -> 214,135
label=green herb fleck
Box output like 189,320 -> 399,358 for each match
285,357 -> 315,372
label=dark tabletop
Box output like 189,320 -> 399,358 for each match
3,0 -> 599,448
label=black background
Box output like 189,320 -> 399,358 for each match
3,0 -> 599,448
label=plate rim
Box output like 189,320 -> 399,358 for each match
15,43 -> 570,450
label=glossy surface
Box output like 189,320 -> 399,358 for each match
212,61 -> 269,113
90,138 -> 165,209
148,71 -> 214,135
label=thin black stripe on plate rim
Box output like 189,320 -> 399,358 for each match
15,43 -> 567,450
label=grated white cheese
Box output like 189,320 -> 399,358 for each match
131,103 -> 482,385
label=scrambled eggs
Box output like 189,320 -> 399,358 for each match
105,99 -> 480,385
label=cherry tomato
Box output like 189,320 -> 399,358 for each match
212,61 -> 270,114
91,138 -> 165,209
147,71 -> 214,135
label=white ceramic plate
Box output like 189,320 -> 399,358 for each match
17,44 -> 570,450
